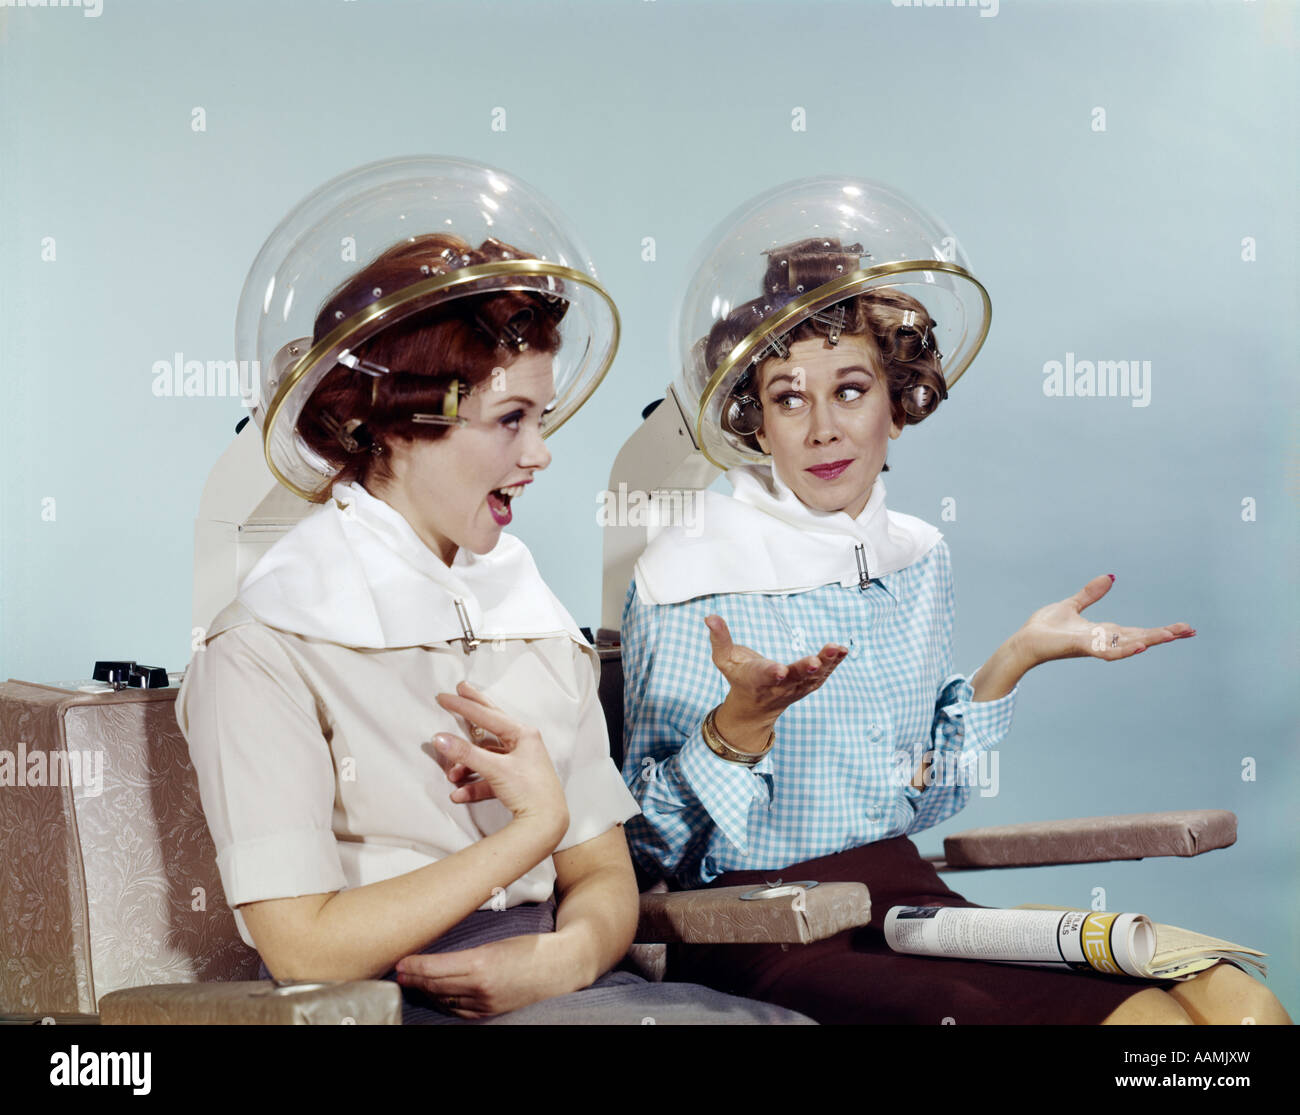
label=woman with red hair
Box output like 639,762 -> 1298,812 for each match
177,157 -> 809,1025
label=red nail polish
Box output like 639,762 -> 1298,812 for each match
1108,574 -> 1115,581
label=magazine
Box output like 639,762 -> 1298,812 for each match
882,904 -> 1267,980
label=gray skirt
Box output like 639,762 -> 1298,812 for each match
259,901 -> 812,1026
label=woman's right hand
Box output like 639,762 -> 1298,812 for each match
432,681 -> 569,842
705,615 -> 847,753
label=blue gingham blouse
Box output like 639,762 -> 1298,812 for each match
620,538 -> 1018,887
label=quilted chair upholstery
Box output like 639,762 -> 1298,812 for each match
0,681 -> 259,1020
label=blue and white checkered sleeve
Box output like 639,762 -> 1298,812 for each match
907,541 -> 1018,834
620,582 -> 772,886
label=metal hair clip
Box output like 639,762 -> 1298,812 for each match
810,304 -> 849,345
338,350 -> 391,377
499,318 -> 528,350
724,392 -> 763,436
473,310 -> 530,352
903,384 -> 933,417
750,330 -> 791,364
899,309 -> 932,351
338,350 -> 393,406
537,290 -> 568,320
411,413 -> 467,428
320,412 -> 365,453
411,378 -> 468,428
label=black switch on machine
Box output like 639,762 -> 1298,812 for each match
92,661 -> 170,689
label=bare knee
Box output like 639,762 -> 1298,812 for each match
1167,963 -> 1293,1026
1102,987 -> 1193,1025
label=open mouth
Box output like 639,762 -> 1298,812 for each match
486,484 -> 526,526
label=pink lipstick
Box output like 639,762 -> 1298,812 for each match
806,459 -> 853,480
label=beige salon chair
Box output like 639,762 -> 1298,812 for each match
0,680 -> 401,1025
0,414 -> 1234,1024
0,667 -> 1233,1024
0,670 -> 875,1024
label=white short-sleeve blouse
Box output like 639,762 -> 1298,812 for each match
175,485 -> 637,949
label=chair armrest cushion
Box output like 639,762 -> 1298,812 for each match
941,810 -> 1238,869
99,980 -> 401,1025
635,882 -> 870,945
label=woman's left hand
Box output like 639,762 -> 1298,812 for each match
1015,573 -> 1195,667
394,931 -> 576,1019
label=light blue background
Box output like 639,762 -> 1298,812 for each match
2,0 -> 1296,1016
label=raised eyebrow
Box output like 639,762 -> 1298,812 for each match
765,365 -> 874,390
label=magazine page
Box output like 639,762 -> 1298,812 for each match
883,906 -> 1156,976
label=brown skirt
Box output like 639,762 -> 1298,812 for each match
668,836 -> 1166,1025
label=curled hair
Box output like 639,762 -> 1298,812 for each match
705,238 -> 948,465
297,233 -> 563,501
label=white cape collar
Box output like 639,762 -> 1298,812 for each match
236,480 -> 585,649
633,464 -> 941,606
